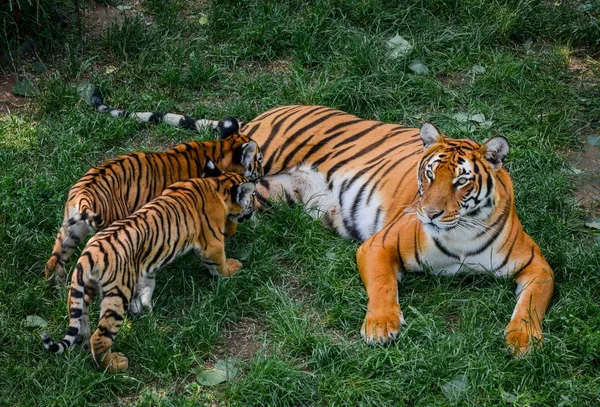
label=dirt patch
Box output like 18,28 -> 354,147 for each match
0,74 -> 27,114
568,142 -> 600,217
83,0 -> 149,37
437,71 -> 470,88
213,317 -> 267,361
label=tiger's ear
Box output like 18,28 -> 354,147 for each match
233,182 -> 256,206
218,117 -> 240,139
420,122 -> 443,149
236,140 -> 258,168
203,159 -> 222,177
481,136 -> 509,170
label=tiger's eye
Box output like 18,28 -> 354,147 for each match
455,178 -> 468,186
425,170 -> 434,179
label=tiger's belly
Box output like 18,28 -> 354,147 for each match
261,164 -> 387,241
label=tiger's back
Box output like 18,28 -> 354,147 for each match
244,105 -> 423,240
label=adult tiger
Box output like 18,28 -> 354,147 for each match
44,105 -> 263,287
88,95 -> 554,356
42,173 -> 256,372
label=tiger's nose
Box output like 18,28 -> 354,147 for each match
423,208 -> 443,220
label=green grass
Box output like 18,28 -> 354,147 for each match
1,0 -> 600,405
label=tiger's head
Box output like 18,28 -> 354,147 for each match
218,117 -> 264,181
221,173 -> 257,224
415,123 -> 509,234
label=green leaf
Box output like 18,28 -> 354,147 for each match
25,315 -> 47,328
586,135 -> 600,146
452,112 -> 469,123
441,374 -> 467,401
585,219 -> 600,230
32,61 -> 48,74
77,82 -> 96,106
501,391 -> 518,404
12,79 -> 40,97
386,34 -> 412,59
197,360 -> 238,386
408,60 -> 429,74
116,5 -> 133,11
470,113 -> 486,123
199,15 -> 209,25
471,64 -> 486,74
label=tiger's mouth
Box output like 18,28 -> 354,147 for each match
230,210 -> 254,224
417,211 -> 461,232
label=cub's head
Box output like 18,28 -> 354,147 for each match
218,117 -> 264,182
415,123 -> 510,233
220,173 -> 256,224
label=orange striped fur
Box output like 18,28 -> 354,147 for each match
241,105 -> 553,356
42,173 -> 256,372
44,122 -> 263,287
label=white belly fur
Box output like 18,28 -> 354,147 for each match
264,164 -> 385,240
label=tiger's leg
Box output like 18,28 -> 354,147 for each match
505,248 -> 554,356
45,220 -> 92,287
356,232 -> 405,343
79,285 -> 97,348
129,274 -> 155,316
224,219 -> 238,238
139,275 -> 155,312
197,242 -> 242,278
90,291 -> 129,372
255,173 -> 296,210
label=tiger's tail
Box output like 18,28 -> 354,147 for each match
42,261 -> 93,353
85,85 -> 222,132
44,210 -> 100,286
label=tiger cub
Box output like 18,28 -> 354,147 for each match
44,119 -> 263,287
42,173 -> 256,372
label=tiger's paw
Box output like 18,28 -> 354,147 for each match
102,352 -> 129,373
504,323 -> 543,358
225,258 -> 243,277
360,310 -> 405,344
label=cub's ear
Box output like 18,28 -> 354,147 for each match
481,136 -> 509,170
233,182 -> 256,206
420,122 -> 443,149
202,159 -> 222,177
218,117 -> 240,139
236,140 -> 258,168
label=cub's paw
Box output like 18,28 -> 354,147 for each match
361,310 -> 405,344
504,323 -> 542,358
103,352 -> 129,373
225,258 -> 243,276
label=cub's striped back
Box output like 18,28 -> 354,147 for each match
42,173 -> 256,372
44,122 -> 263,287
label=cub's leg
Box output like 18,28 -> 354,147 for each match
129,275 -> 156,316
90,291 -> 129,372
356,229 -> 405,343
225,219 -> 238,238
45,215 -> 93,287
197,242 -> 242,278
505,245 -> 554,356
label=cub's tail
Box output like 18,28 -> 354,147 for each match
42,262 -> 92,353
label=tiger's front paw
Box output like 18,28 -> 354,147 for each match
225,258 -> 243,277
360,308 -> 405,344
504,322 -> 543,357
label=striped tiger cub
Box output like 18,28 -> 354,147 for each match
44,114 -> 263,287
42,173 -> 256,372
88,99 -> 554,356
